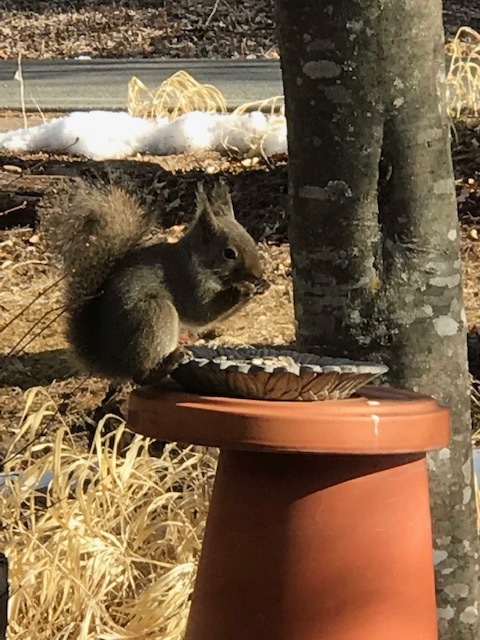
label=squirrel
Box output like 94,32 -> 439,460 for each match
53,180 -> 269,385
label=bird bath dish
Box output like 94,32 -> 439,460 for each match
170,346 -> 388,400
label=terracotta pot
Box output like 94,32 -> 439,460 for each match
128,386 -> 450,640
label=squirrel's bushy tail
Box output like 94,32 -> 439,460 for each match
52,182 -> 148,310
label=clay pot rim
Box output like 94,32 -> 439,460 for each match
132,385 -> 443,420
128,385 -> 450,455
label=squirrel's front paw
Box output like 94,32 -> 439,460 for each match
235,281 -> 256,301
235,277 -> 270,299
252,277 -> 270,295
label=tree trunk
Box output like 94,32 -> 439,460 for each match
0,553 -> 8,640
274,0 -> 480,637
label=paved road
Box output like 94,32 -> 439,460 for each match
0,59 -> 283,111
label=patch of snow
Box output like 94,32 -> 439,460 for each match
0,109 -> 288,161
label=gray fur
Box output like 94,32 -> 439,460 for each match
55,181 -> 267,383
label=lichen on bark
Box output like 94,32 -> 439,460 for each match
275,0 -> 480,637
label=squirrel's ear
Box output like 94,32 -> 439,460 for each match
209,181 -> 235,219
194,184 -> 219,240
195,182 -> 207,210
195,184 -> 214,217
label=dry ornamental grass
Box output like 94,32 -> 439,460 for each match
1,387 -> 216,640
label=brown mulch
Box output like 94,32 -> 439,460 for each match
0,0 -> 278,60
453,121 -> 480,334
0,0 -> 475,61
443,0 -> 480,38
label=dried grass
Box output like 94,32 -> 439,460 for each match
233,95 -> 284,117
447,26 -> 480,117
228,96 -> 286,160
127,72 -> 227,120
1,387 -> 216,640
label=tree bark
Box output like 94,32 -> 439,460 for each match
0,553 -> 8,640
274,0 -> 480,637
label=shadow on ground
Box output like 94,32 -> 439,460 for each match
0,348 -> 77,388
0,153 -> 289,243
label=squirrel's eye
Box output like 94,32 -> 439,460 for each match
224,247 -> 237,260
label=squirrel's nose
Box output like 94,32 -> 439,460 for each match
251,264 -> 263,280
249,256 -> 263,280
239,262 -> 263,283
